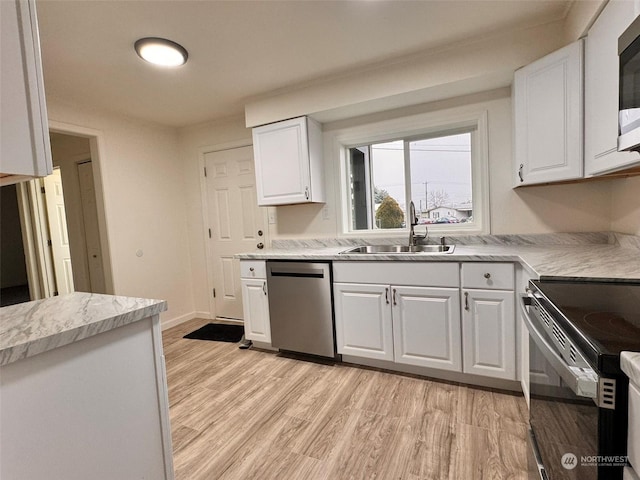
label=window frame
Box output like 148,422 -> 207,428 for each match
331,108 -> 490,237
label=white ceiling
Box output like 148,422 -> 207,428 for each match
36,0 -> 574,128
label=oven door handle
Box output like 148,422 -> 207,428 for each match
519,294 -> 598,399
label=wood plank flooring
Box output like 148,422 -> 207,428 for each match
163,319 -> 531,480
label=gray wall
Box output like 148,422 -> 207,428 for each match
1,184 -> 28,288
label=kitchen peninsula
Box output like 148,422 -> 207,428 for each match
0,292 -> 174,480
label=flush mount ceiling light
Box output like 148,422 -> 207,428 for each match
134,37 -> 188,67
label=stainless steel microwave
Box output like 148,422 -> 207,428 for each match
619,15 -> 640,152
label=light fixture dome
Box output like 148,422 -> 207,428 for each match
134,37 -> 188,67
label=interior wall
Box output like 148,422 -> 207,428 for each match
268,91 -> 613,239
46,99 -> 194,325
0,184 -> 28,288
245,20 -> 567,127
178,114 -> 252,318
610,176 -> 640,236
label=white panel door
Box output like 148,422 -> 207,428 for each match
240,278 -> 271,343
43,168 -> 74,295
333,282 -> 394,361
205,146 -> 266,320
462,289 -> 516,380
77,161 -> 106,294
392,286 -> 462,371
513,40 -> 583,186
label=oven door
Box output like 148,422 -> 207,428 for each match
520,294 -> 599,480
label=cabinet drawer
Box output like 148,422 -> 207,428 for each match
333,261 -> 458,288
240,261 -> 266,279
629,382 -> 640,471
461,263 -> 514,290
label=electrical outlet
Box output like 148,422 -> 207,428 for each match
322,205 -> 330,220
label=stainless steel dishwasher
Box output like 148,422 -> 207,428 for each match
266,261 -> 336,358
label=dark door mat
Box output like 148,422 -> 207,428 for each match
183,323 -> 244,343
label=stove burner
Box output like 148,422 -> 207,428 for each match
579,311 -> 640,342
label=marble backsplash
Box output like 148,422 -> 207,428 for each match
272,231 -> 640,250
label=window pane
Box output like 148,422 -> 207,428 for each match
371,140 -> 405,229
349,147 -> 370,230
408,133 -> 472,226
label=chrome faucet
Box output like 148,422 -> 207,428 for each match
408,201 -> 427,247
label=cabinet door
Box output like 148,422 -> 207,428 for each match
392,286 -> 462,372
252,117 -> 311,205
513,40 -> 583,186
333,282 -> 393,361
0,0 -> 52,184
241,278 -> 271,343
585,1 -> 640,175
462,289 -> 516,380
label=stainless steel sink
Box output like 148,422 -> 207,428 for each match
340,244 -> 455,254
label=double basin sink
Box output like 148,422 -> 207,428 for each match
340,244 -> 455,254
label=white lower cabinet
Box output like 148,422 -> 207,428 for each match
333,261 -> 517,383
333,283 -> 394,361
392,286 -> 461,371
240,261 -> 271,344
462,289 -> 516,380
333,283 -> 460,368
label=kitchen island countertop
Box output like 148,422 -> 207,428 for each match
0,292 -> 167,366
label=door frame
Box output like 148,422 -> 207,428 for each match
16,178 -> 56,299
48,122 -> 114,294
198,139 -> 268,320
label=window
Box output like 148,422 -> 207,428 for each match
347,130 -> 475,231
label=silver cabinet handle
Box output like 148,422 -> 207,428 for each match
249,267 -> 254,272
263,282 -> 267,295
484,273 -> 491,279
305,186 -> 309,200
392,288 -> 397,306
257,242 -> 264,249
518,164 -> 524,183
464,291 -> 469,311
385,288 -> 389,304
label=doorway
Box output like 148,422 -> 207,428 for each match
1,184 -> 30,306
12,130 -> 112,302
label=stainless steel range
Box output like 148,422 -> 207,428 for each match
520,280 -> 640,480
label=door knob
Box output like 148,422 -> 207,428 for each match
257,242 -> 264,249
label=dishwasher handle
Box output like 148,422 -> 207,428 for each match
269,269 -> 325,279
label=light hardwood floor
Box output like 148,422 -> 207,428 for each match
163,318 -> 531,480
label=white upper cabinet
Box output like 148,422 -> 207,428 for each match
513,40 -> 584,186
585,0 -> 640,175
252,116 -> 325,206
1,0 -> 52,186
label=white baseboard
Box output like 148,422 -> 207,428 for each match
160,311 -> 212,331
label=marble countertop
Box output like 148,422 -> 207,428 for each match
0,292 -> 167,367
622,352 -> 640,385
237,243 -> 640,281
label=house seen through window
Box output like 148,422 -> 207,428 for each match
348,131 -> 473,231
